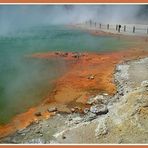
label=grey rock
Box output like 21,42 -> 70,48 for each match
17,128 -> 30,134
84,112 -> 97,122
86,95 -> 105,105
62,134 -> 66,139
95,119 -> 108,138
72,117 -> 82,124
86,97 -> 95,105
83,108 -> 90,114
88,75 -> 95,80
39,134 -> 43,137
71,108 -> 75,113
11,138 -> 17,144
21,133 -> 26,136
141,80 -> 148,87
90,104 -> 108,115
47,107 -> 57,113
68,117 -> 72,121
24,138 -> 46,144
35,112 -> 42,116
103,93 -> 109,96
35,130 -> 41,134
74,106 -> 81,111
72,52 -> 80,59
119,92 -> 124,96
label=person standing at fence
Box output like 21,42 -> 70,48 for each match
99,23 -> 101,29
118,25 -> 121,33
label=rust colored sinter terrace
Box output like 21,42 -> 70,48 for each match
0,49 -> 148,139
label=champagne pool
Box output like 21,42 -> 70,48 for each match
0,25 -> 133,125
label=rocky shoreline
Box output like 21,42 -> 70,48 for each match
1,57 -> 147,144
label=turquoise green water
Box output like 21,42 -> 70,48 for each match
0,25 -> 131,124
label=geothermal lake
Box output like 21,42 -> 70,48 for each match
0,25 -> 131,124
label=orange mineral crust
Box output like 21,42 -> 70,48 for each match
0,49 -> 148,139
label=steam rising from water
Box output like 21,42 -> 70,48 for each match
0,5 -> 148,35
0,5 -> 147,124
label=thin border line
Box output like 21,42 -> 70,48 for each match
0,3 -> 148,4
0,2 -> 147,146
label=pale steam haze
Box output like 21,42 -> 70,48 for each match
0,5 -> 148,35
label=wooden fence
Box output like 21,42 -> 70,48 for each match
84,20 -> 148,35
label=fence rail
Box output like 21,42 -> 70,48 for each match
83,20 -> 148,36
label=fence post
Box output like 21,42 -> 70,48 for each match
133,26 -> 135,33
100,23 -> 101,29
116,24 -> 118,31
90,20 -> 92,27
124,25 -> 126,32
107,24 -> 109,30
94,22 -> 96,27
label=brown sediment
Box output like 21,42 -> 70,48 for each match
0,49 -> 148,139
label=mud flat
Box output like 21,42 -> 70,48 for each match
0,56 -> 148,144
